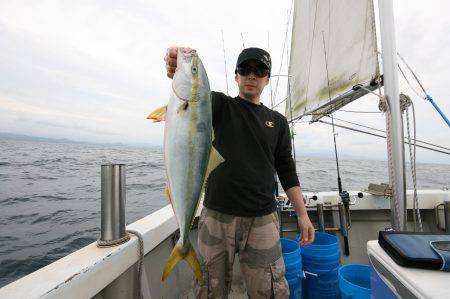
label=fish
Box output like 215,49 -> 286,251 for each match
147,49 -> 224,282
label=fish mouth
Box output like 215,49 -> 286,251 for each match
181,48 -> 197,59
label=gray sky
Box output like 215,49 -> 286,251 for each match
0,0 -> 449,164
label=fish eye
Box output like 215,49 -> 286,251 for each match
191,66 -> 198,74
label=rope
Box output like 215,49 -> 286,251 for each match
385,99 -> 402,230
404,99 -> 423,231
127,229 -> 145,299
97,234 -> 130,247
379,92 -> 411,113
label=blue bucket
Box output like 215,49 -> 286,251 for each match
300,232 -> 340,299
281,238 -> 303,298
302,251 -> 340,271
339,264 -> 371,299
298,231 -> 340,255
287,275 -> 302,299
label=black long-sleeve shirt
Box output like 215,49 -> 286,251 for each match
204,92 -> 299,217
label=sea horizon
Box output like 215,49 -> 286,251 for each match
1,131 -> 449,166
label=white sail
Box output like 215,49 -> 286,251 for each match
286,0 -> 379,121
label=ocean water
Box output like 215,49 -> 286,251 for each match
0,139 -> 449,287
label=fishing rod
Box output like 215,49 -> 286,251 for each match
322,31 -> 350,256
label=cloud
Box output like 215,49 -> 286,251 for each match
0,0 -> 448,164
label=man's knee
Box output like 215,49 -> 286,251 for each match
194,259 -> 232,299
241,257 -> 289,298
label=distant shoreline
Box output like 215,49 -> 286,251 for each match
2,132 -> 449,166
0,132 -> 159,149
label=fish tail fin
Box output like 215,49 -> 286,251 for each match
162,242 -> 203,283
185,245 -> 203,282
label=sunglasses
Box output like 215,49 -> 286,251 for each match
236,65 -> 269,78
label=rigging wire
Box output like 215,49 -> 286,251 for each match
398,64 -> 423,99
268,31 -> 279,197
325,115 -> 450,152
268,31 -> 275,109
221,30 -> 230,96
240,32 -> 245,49
321,31 -> 343,194
398,52 -> 449,127
303,0 -> 319,112
338,109 -> 381,114
317,120 -> 450,155
273,96 -> 288,109
322,13 -> 350,255
397,52 -> 427,96
274,1 -> 294,105
287,16 -> 296,163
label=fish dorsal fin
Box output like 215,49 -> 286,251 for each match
204,146 -> 224,182
147,105 -> 167,122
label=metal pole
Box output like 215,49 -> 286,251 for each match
379,0 -> 407,230
444,199 -> 450,233
338,203 -> 350,256
98,164 -> 130,247
317,203 -> 325,232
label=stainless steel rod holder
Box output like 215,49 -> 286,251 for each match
444,199 -> 450,233
97,164 -> 130,247
317,203 -> 325,232
338,202 -> 350,256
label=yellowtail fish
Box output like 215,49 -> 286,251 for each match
147,49 -> 223,282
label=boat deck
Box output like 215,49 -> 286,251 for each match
183,282 -> 247,298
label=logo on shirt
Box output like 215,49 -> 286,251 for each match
265,121 -> 274,128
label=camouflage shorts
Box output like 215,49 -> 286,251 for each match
194,207 -> 289,298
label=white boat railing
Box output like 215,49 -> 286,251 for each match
0,206 -> 177,299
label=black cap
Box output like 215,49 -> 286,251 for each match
236,47 -> 271,75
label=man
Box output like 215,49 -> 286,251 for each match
165,47 -> 314,298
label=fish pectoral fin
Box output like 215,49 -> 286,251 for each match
204,146 -> 224,180
165,186 -> 173,205
147,105 -> 167,122
161,243 -> 203,283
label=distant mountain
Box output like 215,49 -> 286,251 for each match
0,132 -> 89,144
0,132 -> 161,149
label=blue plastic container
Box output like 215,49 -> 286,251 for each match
298,231 -> 340,255
300,232 -> 340,299
282,238 -> 301,261
338,264 -> 371,299
369,261 -> 397,299
287,275 -> 302,299
281,238 -> 303,298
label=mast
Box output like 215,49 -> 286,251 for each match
378,0 -> 407,230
